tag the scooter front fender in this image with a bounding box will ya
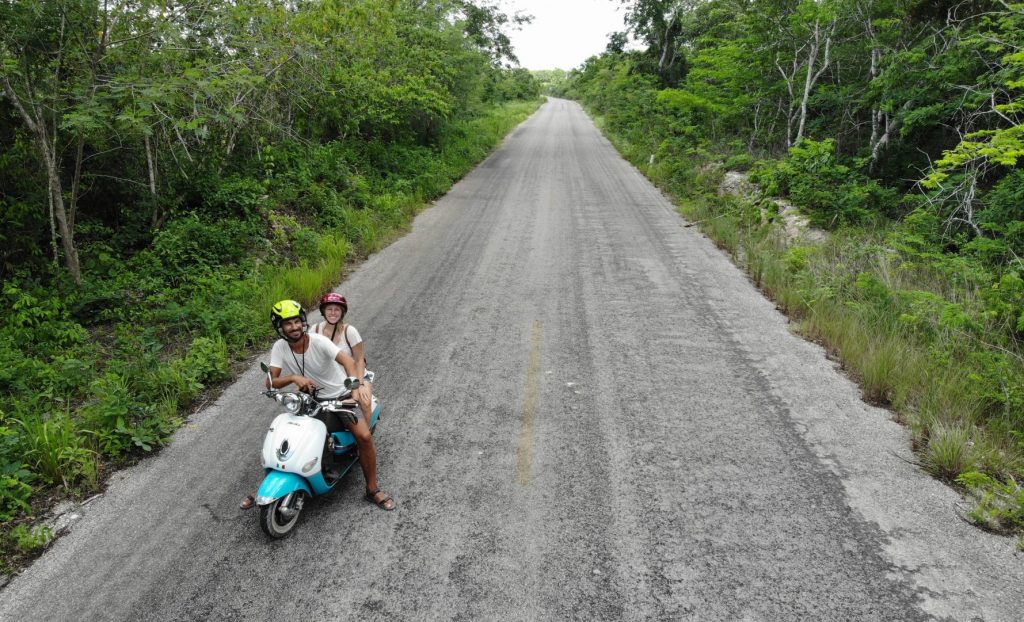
[255,470,312,506]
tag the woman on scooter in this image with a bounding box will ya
[312,293,374,426]
[239,299,393,512]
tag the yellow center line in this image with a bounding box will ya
[515,320,544,486]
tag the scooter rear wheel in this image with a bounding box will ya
[259,494,303,538]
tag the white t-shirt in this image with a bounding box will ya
[269,333,347,398]
[311,322,362,360]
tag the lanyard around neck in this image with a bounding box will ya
[289,336,306,378]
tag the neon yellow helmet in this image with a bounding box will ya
[270,300,307,341]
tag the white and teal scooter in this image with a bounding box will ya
[254,363,380,538]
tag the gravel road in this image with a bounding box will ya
[2,98,1022,621]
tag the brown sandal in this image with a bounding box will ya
[365,489,396,511]
[239,494,255,510]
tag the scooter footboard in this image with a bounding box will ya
[255,470,312,506]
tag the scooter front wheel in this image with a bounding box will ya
[259,493,303,538]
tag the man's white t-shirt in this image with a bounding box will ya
[311,322,362,360]
[269,333,347,398]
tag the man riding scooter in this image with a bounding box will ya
[240,300,395,511]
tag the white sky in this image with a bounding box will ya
[503,0,627,71]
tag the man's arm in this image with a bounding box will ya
[334,351,370,401]
[267,366,316,393]
[334,350,358,377]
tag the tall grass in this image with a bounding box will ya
[16,413,99,490]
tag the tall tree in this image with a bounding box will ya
[620,0,694,83]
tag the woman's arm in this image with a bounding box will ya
[352,341,366,378]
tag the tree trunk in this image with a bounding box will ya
[2,77,82,284]
[69,134,85,233]
[39,117,81,284]
[869,101,911,171]
[776,55,799,148]
[868,46,881,148]
[145,133,161,229]
[658,14,677,73]
[794,20,834,146]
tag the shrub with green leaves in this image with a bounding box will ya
[752,140,900,228]
[16,413,98,490]
[142,216,258,284]
[8,524,53,554]
[957,471,1024,537]
[0,425,34,523]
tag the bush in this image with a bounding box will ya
[143,215,257,284]
[16,413,98,489]
[0,476,32,523]
[724,153,754,171]
[755,139,901,227]
[8,524,52,553]
[0,425,34,523]
[957,471,1024,536]
[203,176,267,220]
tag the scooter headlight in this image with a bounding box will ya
[277,392,302,413]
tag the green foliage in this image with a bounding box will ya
[925,425,976,479]
[8,524,52,553]
[488,68,541,102]
[723,153,754,171]
[974,171,1024,262]
[0,476,32,523]
[15,413,98,490]
[0,425,34,523]
[202,177,267,221]
[755,140,900,227]
[144,216,258,284]
[532,69,568,96]
[957,472,1024,535]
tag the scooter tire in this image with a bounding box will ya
[259,496,302,538]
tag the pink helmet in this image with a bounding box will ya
[318,292,348,317]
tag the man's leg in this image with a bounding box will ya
[346,416,395,510]
[347,416,377,489]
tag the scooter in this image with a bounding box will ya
[253,362,380,538]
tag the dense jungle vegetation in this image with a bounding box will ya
[0,0,540,570]
[560,0,1024,542]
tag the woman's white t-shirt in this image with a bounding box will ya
[312,321,362,359]
[269,333,346,398]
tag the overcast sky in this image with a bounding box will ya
[503,0,627,71]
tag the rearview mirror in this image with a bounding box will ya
[260,362,272,389]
